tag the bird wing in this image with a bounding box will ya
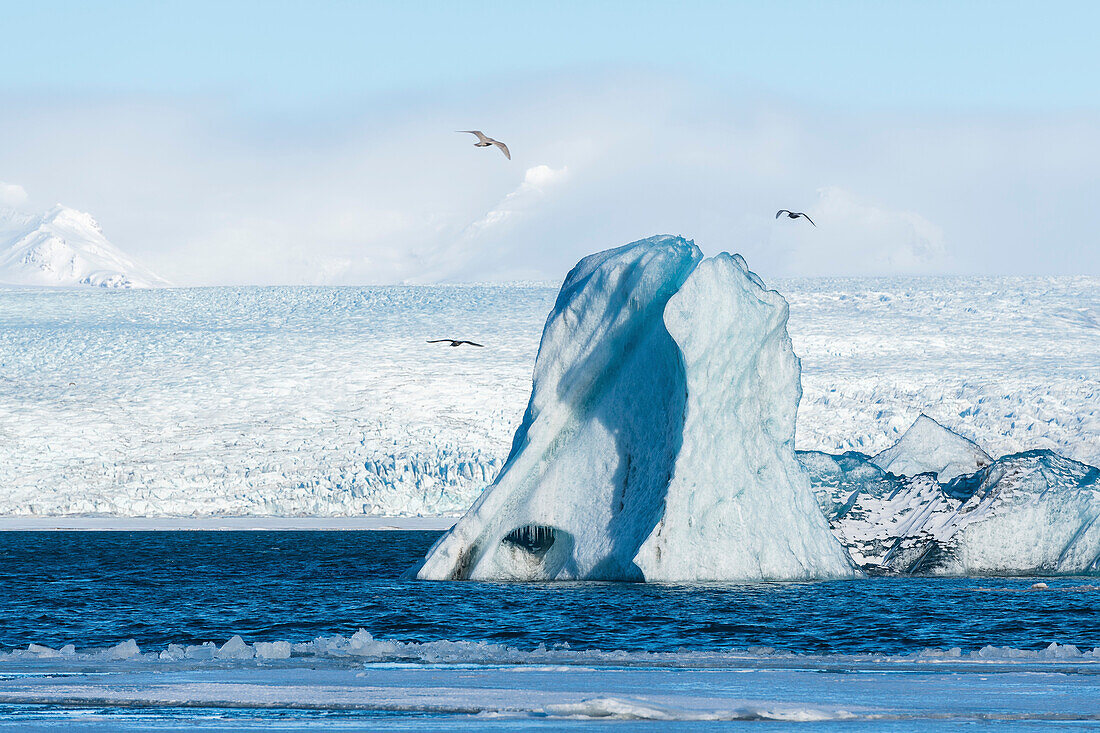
[492,140,511,159]
[458,341,485,347]
[801,214,816,227]
[776,210,790,218]
[458,130,489,143]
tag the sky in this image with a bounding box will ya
[1,0,1097,284]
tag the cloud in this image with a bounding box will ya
[465,165,569,238]
[0,74,1096,284]
[777,186,949,276]
[0,182,28,209]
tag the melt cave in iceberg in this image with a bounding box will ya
[413,235,855,582]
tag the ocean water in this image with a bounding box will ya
[2,530,1098,655]
[2,531,1099,730]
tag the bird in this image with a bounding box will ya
[427,339,485,348]
[776,210,816,226]
[457,130,510,160]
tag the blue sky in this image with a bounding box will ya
[4,1,1097,111]
[1,1,1097,283]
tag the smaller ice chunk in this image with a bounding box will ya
[102,639,141,659]
[217,635,255,660]
[160,644,186,661]
[871,414,992,482]
[254,641,292,659]
[185,642,218,660]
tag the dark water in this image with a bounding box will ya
[1,531,1096,655]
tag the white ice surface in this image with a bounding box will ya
[0,205,168,288]
[0,274,1095,519]
[635,253,853,581]
[0,633,1098,728]
[871,413,993,481]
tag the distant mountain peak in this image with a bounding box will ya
[0,203,169,288]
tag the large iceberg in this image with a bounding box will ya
[413,236,854,582]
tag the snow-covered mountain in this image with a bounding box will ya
[0,205,169,288]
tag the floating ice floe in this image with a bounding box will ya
[414,236,854,582]
[803,419,1100,575]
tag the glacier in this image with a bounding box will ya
[0,268,1094,522]
[415,237,854,581]
[0,204,168,288]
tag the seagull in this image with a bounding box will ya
[427,339,485,348]
[776,210,816,227]
[457,131,511,160]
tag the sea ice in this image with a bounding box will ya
[1,632,1098,729]
[416,237,852,581]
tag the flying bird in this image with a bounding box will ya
[776,210,816,227]
[428,339,485,348]
[457,130,511,160]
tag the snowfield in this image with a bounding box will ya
[0,275,1095,518]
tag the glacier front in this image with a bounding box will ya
[414,236,854,582]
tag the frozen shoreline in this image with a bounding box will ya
[0,515,456,531]
[1,636,1097,728]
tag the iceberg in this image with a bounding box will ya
[413,236,854,581]
[803,441,1100,575]
[871,414,992,482]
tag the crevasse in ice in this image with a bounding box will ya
[414,236,855,581]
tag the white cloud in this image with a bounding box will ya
[777,186,950,276]
[465,165,568,237]
[0,182,28,209]
[0,75,1096,284]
